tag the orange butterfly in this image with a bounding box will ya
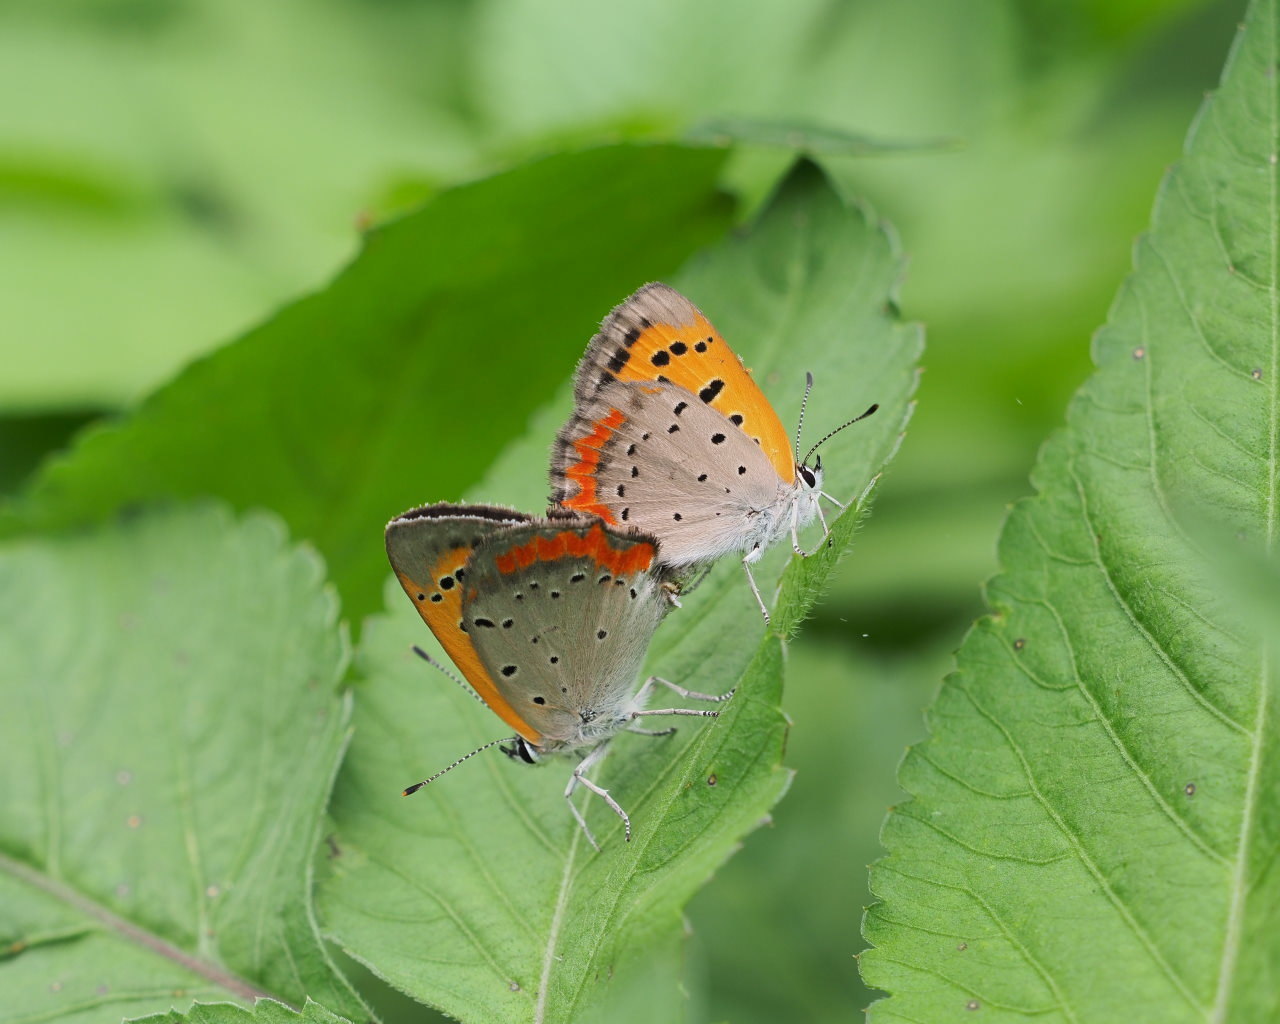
[551,283,875,622]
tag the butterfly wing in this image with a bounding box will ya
[385,503,543,742]
[460,519,672,749]
[551,380,784,566]
[566,283,795,482]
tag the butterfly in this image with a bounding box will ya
[385,503,732,847]
[550,282,876,622]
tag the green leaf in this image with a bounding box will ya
[4,144,735,628]
[862,3,1280,1020]
[0,505,364,1023]
[131,997,352,1024]
[688,636,951,1022]
[319,160,922,1023]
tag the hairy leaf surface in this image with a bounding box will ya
[0,507,363,1023]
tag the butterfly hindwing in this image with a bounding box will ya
[385,503,543,742]
[551,380,782,566]
[570,282,795,482]
[461,519,672,749]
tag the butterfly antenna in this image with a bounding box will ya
[794,371,815,464]
[801,403,880,467]
[403,737,512,795]
[413,645,488,707]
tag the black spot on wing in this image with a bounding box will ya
[699,379,724,403]
[651,350,671,367]
[670,341,687,355]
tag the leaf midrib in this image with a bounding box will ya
[0,849,277,1007]
[1210,2,1279,1016]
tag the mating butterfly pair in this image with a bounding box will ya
[387,284,875,846]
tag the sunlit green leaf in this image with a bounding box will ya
[863,3,1280,1019]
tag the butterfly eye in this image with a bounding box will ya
[798,464,818,488]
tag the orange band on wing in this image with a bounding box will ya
[494,522,655,578]
[560,407,626,522]
[394,547,542,743]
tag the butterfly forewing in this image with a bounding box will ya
[385,503,544,742]
[569,282,795,481]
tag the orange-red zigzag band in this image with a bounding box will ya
[561,408,626,523]
[493,522,654,578]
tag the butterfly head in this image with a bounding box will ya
[796,455,823,493]
[500,735,542,765]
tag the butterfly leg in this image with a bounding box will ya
[817,490,848,512]
[742,550,771,624]
[565,741,629,847]
[814,499,831,541]
[632,707,721,720]
[627,725,678,736]
[790,503,810,558]
[636,675,736,704]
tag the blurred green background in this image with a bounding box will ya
[0,0,1243,1020]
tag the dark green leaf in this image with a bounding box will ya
[5,145,735,627]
